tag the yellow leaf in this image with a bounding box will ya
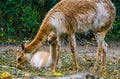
[54,72,62,76]
[86,42,92,45]
[102,71,108,76]
[91,37,95,41]
[1,71,12,79]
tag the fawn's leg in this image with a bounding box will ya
[69,33,79,69]
[51,45,60,72]
[51,34,64,72]
[93,31,107,72]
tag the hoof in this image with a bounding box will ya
[93,67,97,73]
[74,65,79,69]
[101,66,105,70]
[49,67,56,72]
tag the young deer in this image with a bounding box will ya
[16,0,115,72]
[30,32,61,70]
[16,32,61,71]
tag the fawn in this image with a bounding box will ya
[16,32,61,71]
[30,32,61,71]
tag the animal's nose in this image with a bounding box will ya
[16,64,23,69]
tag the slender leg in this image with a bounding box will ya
[69,33,79,69]
[93,31,107,72]
[51,45,60,72]
[51,34,64,72]
[57,33,65,51]
[101,41,107,69]
[93,43,102,72]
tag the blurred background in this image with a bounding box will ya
[0,0,120,45]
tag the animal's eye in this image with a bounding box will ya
[53,37,55,39]
[18,57,21,61]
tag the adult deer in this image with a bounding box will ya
[16,0,115,72]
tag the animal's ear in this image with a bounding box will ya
[21,44,25,52]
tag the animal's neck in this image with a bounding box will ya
[25,22,53,54]
[50,44,57,62]
[25,53,34,62]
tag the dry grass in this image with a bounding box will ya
[0,45,120,79]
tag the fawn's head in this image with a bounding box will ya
[16,42,30,69]
[48,32,57,45]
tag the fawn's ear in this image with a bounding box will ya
[21,44,26,52]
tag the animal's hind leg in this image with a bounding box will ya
[93,31,107,72]
[69,33,79,69]
[101,41,107,70]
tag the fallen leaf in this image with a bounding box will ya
[54,72,62,76]
[1,71,12,79]
[102,71,108,76]
[24,73,31,77]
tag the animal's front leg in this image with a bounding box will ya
[50,34,63,72]
[52,33,65,71]
[51,45,60,72]
[69,33,79,69]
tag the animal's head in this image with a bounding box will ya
[16,44,28,69]
[48,32,57,45]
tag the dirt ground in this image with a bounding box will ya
[0,40,120,58]
[0,40,120,79]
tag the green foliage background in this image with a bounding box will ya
[0,0,120,43]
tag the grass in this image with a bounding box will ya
[0,49,120,79]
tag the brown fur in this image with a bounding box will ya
[16,0,116,72]
[16,32,61,70]
[30,32,61,71]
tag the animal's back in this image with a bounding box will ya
[45,0,115,33]
[30,51,62,68]
[30,51,50,68]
